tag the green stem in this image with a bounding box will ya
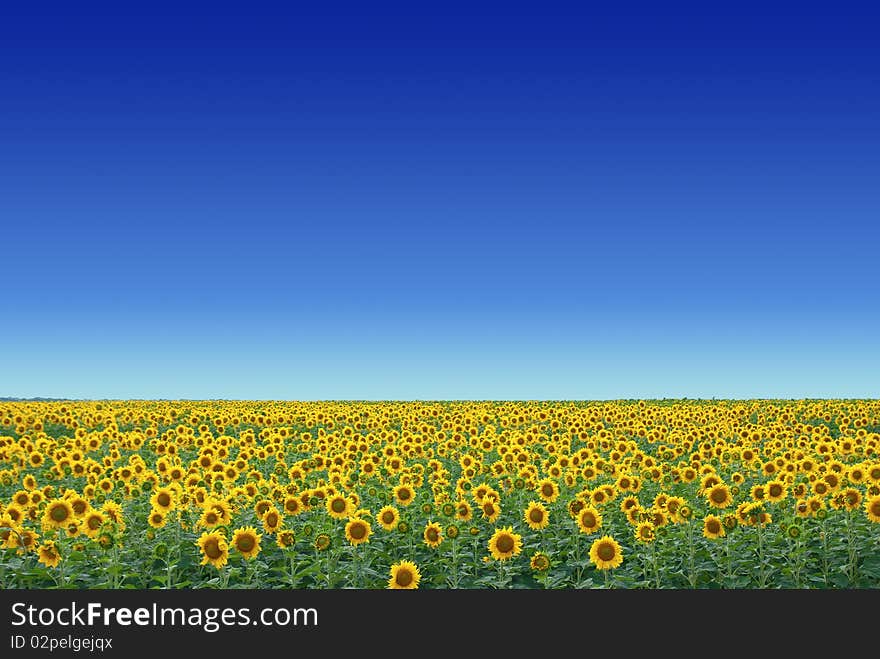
[686,522,696,587]
[820,519,829,588]
[846,510,858,586]
[725,533,733,587]
[756,521,767,588]
[651,538,661,588]
[451,538,458,588]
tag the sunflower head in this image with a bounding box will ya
[269,527,292,549]
[530,551,551,572]
[344,518,372,546]
[377,505,400,531]
[488,527,523,561]
[589,535,623,570]
[576,506,603,535]
[388,560,421,589]
[702,514,725,540]
[197,530,229,569]
[314,533,332,552]
[37,540,61,568]
[232,526,262,559]
[43,499,74,529]
[524,501,549,530]
[423,521,443,548]
[634,522,656,544]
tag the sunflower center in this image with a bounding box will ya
[382,512,394,524]
[237,536,255,552]
[529,509,544,523]
[205,539,222,559]
[582,512,596,527]
[157,493,171,508]
[496,534,514,553]
[396,569,413,586]
[331,499,347,513]
[707,520,721,534]
[350,523,366,540]
[598,543,615,561]
[88,516,101,530]
[398,489,411,501]
[871,502,880,516]
[50,505,69,522]
[541,484,553,497]
[769,485,782,497]
[711,489,727,504]
[266,512,278,527]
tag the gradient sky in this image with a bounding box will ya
[2,3,878,400]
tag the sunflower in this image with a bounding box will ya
[197,531,229,569]
[276,529,296,549]
[11,529,39,554]
[423,521,443,548]
[344,518,372,546]
[283,496,302,516]
[702,514,725,540]
[524,501,549,530]
[480,499,501,523]
[388,560,421,589]
[198,507,222,529]
[377,505,400,531]
[619,495,640,514]
[576,506,603,535]
[841,488,862,511]
[100,501,125,531]
[232,526,262,559]
[392,484,415,506]
[42,499,74,530]
[536,478,560,503]
[262,506,283,534]
[326,494,352,520]
[81,510,105,539]
[150,487,175,513]
[634,522,656,544]
[37,540,61,568]
[567,498,586,519]
[314,533,332,552]
[589,535,623,570]
[530,551,551,572]
[865,495,880,523]
[455,500,473,522]
[0,515,18,549]
[488,527,522,561]
[706,484,733,509]
[765,480,787,503]
[69,495,89,518]
[147,510,167,529]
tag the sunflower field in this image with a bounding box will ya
[2,400,880,589]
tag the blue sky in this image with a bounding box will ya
[2,3,878,400]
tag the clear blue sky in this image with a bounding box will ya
[2,2,878,400]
